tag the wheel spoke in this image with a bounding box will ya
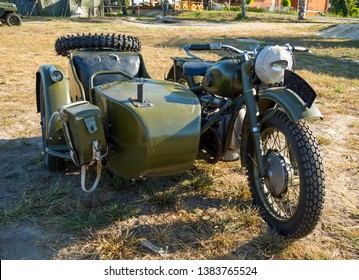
[259,127,301,220]
[248,111,325,237]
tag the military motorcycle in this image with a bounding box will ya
[166,43,325,238]
[37,34,325,238]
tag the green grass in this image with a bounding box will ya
[64,202,137,232]
[0,182,71,224]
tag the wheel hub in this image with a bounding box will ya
[265,151,293,196]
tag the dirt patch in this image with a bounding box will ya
[319,24,359,40]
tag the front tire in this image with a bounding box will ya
[5,13,22,26]
[247,110,325,238]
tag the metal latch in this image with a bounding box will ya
[84,116,98,134]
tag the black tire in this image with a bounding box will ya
[5,13,22,26]
[55,33,141,56]
[40,82,65,172]
[247,110,325,238]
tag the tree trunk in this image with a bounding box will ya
[122,0,127,15]
[298,0,307,20]
[131,0,135,14]
[242,0,247,18]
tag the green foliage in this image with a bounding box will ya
[248,6,264,13]
[281,0,291,8]
[65,203,137,232]
[350,7,359,16]
[224,6,242,12]
[331,0,357,17]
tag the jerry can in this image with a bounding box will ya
[59,101,106,166]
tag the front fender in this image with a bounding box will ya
[36,64,71,144]
[258,87,322,122]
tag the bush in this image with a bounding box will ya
[350,7,359,16]
[331,0,356,17]
[224,6,242,12]
[249,7,264,13]
[281,0,291,7]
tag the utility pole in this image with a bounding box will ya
[298,0,307,20]
[242,0,247,18]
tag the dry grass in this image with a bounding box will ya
[0,15,358,260]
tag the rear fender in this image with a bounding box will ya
[36,64,71,144]
[258,87,322,122]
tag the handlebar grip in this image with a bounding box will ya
[292,46,309,52]
[284,44,312,54]
[188,44,211,51]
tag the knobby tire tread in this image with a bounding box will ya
[55,33,141,56]
[247,110,325,238]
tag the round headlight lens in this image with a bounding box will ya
[50,70,64,83]
[255,45,293,85]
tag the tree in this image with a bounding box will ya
[242,0,253,18]
[121,0,127,16]
[331,0,356,17]
[282,0,291,8]
[161,0,169,16]
[131,0,135,14]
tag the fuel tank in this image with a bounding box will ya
[202,58,243,98]
[94,79,201,178]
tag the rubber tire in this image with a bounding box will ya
[40,82,65,172]
[5,13,22,26]
[55,33,141,56]
[247,110,325,238]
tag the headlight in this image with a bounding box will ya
[50,70,64,83]
[255,45,293,85]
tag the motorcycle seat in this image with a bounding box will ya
[183,61,215,76]
[72,51,150,101]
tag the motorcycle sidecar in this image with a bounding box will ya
[36,40,201,181]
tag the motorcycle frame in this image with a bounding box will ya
[198,54,266,175]
[172,52,322,176]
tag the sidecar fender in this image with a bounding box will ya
[258,87,322,122]
[36,64,71,145]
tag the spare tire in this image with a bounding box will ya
[55,33,141,56]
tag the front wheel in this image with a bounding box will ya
[5,13,22,26]
[247,110,325,238]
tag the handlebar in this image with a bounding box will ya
[183,43,245,58]
[283,44,313,54]
[185,44,223,51]
[183,43,312,57]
